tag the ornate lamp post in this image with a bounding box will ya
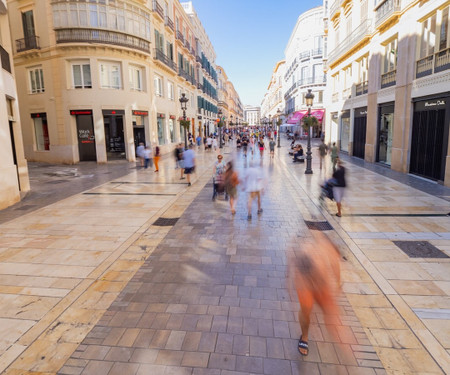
[276,108,282,148]
[218,109,223,149]
[179,93,189,148]
[305,89,315,174]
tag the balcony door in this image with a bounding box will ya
[22,10,36,49]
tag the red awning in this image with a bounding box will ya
[310,109,325,122]
[287,110,308,124]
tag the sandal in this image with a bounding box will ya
[336,213,341,217]
[298,336,309,356]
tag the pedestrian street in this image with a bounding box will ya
[0,139,449,374]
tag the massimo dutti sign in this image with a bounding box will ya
[354,107,367,118]
[415,98,448,111]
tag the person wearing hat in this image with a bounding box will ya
[212,154,226,200]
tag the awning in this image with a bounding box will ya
[310,109,325,122]
[287,110,307,124]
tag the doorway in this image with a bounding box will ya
[103,110,125,160]
[353,107,367,159]
[75,112,96,161]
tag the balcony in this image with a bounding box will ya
[298,75,326,87]
[185,41,191,51]
[197,82,203,91]
[16,35,40,53]
[154,48,177,71]
[176,31,184,44]
[196,55,202,64]
[342,87,351,99]
[355,80,368,96]
[299,50,310,60]
[381,69,396,88]
[375,0,401,29]
[165,16,174,31]
[327,19,372,67]
[416,48,450,78]
[152,0,164,20]
[312,48,323,57]
[0,44,11,73]
[55,28,150,53]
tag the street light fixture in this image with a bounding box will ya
[276,108,282,148]
[179,93,189,148]
[218,109,223,149]
[305,89,315,174]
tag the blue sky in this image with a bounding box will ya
[187,0,322,107]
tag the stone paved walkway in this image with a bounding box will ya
[58,149,386,375]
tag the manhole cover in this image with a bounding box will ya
[152,217,179,226]
[393,241,449,258]
[304,220,333,231]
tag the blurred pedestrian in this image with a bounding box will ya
[143,145,153,169]
[212,136,218,151]
[136,142,145,167]
[245,161,265,220]
[258,138,265,157]
[175,143,185,179]
[183,144,195,186]
[332,158,346,217]
[269,138,276,158]
[212,154,227,200]
[196,135,202,149]
[318,139,328,170]
[154,144,160,172]
[330,142,338,172]
[288,232,341,356]
[224,161,239,214]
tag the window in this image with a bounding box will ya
[358,55,368,83]
[155,29,164,52]
[344,65,352,88]
[420,15,436,58]
[439,7,449,51]
[154,75,163,96]
[99,62,121,89]
[383,39,397,73]
[28,66,45,93]
[317,91,323,103]
[72,62,92,88]
[166,42,173,60]
[360,0,368,22]
[313,64,323,82]
[129,65,143,91]
[168,81,174,100]
[32,114,49,151]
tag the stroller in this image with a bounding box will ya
[212,175,228,201]
[319,178,336,201]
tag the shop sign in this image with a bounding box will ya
[102,109,125,116]
[31,113,46,118]
[354,107,367,118]
[415,99,447,111]
[70,110,92,116]
[132,110,148,116]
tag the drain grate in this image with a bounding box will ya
[393,241,449,259]
[152,217,179,226]
[304,220,333,231]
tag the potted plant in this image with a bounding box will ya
[302,115,319,133]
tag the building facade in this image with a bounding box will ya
[0,0,30,209]
[260,60,285,122]
[244,105,261,126]
[8,0,234,164]
[324,0,450,185]
[283,6,326,129]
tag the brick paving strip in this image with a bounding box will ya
[58,153,387,375]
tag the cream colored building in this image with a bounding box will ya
[226,80,243,126]
[0,0,30,209]
[7,0,230,164]
[244,105,261,126]
[324,0,450,185]
[261,60,285,121]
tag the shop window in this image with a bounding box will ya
[129,65,143,91]
[99,61,121,89]
[157,116,165,144]
[72,62,92,89]
[33,114,49,151]
[28,66,45,93]
[169,119,175,142]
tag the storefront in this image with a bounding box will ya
[353,107,367,159]
[377,102,394,166]
[70,109,96,161]
[132,110,148,148]
[340,110,350,152]
[103,109,125,159]
[410,95,449,181]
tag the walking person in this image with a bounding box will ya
[196,135,202,149]
[212,154,227,200]
[332,158,346,217]
[318,139,328,170]
[175,144,185,179]
[330,142,339,172]
[183,144,195,186]
[245,161,265,220]
[212,136,218,151]
[258,137,265,158]
[269,138,276,159]
[206,135,213,151]
[136,142,145,167]
[224,161,239,214]
[153,144,160,172]
[287,232,341,356]
[143,145,153,169]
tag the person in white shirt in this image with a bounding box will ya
[244,161,266,220]
[206,136,213,151]
[212,137,218,150]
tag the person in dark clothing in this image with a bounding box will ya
[332,158,346,217]
[293,145,304,162]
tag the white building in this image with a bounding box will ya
[283,6,326,131]
[244,105,260,126]
[261,60,285,123]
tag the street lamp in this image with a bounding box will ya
[218,109,223,149]
[179,93,189,148]
[276,108,282,148]
[305,89,315,174]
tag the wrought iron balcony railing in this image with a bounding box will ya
[16,35,40,53]
[176,31,184,44]
[299,50,310,60]
[381,69,396,88]
[355,80,368,96]
[185,41,190,51]
[0,44,11,73]
[416,48,450,78]
[375,0,401,28]
[154,48,177,71]
[165,16,174,31]
[152,0,164,20]
[55,28,150,53]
